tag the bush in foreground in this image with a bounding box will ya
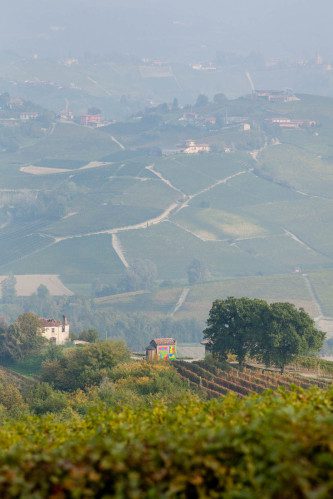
[0,388,332,497]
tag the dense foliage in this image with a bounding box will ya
[0,359,192,417]
[204,297,325,371]
[0,388,332,497]
[0,313,45,362]
[41,341,131,391]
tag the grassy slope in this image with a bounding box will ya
[0,235,125,290]
[0,94,333,316]
[95,274,317,323]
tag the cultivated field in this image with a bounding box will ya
[174,361,330,398]
[0,275,73,297]
[1,94,333,320]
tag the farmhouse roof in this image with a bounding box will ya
[40,317,68,328]
[41,318,62,327]
[151,338,176,346]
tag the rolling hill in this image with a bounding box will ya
[1,93,333,328]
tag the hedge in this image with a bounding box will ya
[0,388,332,497]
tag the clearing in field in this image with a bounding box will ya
[0,274,73,296]
[20,166,70,175]
[198,209,266,239]
[20,161,111,175]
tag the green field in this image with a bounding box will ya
[0,235,125,291]
[154,152,248,194]
[95,274,318,324]
[258,143,333,198]
[308,270,333,317]
[177,274,317,322]
[1,92,333,319]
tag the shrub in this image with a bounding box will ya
[41,341,131,391]
[0,388,332,496]
[23,383,68,415]
[0,381,27,412]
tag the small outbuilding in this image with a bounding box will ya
[201,338,212,355]
[146,338,177,361]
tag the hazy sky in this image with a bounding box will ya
[1,0,333,60]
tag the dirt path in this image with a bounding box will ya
[171,287,190,316]
[146,164,186,195]
[87,76,113,96]
[169,220,208,241]
[188,170,247,201]
[112,233,129,268]
[283,229,316,252]
[302,273,323,320]
[111,135,126,150]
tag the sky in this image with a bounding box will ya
[1,0,333,60]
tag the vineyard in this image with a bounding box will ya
[174,360,330,398]
[0,388,333,497]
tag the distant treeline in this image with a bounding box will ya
[0,284,202,351]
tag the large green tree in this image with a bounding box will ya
[260,302,325,373]
[204,297,270,368]
[204,298,325,372]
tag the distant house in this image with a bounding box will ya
[41,316,69,345]
[146,338,177,361]
[197,116,217,126]
[80,114,103,127]
[191,63,217,71]
[255,90,299,103]
[20,112,39,121]
[182,140,210,154]
[179,112,198,122]
[59,107,74,122]
[267,118,317,129]
[0,118,19,127]
[226,116,249,125]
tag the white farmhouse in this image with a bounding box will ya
[41,316,70,345]
[182,140,211,154]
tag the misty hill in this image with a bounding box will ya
[0,92,333,333]
[1,1,333,61]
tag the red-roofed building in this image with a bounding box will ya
[80,114,103,127]
[41,315,70,345]
[146,338,177,361]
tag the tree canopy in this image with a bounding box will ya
[204,297,325,372]
[41,340,131,391]
[0,313,45,362]
[187,259,209,285]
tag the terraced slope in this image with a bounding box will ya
[174,361,330,398]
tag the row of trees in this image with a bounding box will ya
[204,297,325,372]
[94,258,210,298]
